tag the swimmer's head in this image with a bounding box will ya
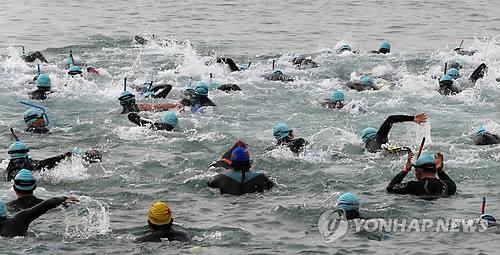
[361,127,377,143]
[439,74,453,86]
[231,146,251,170]
[68,65,82,76]
[161,112,178,127]
[330,89,345,103]
[8,141,29,159]
[379,40,391,53]
[475,127,487,136]
[118,91,136,106]
[446,68,460,79]
[413,152,437,179]
[36,74,51,88]
[337,192,360,212]
[13,169,36,192]
[480,213,497,226]
[148,201,172,226]
[360,74,374,87]
[273,123,293,141]
[195,82,209,96]
[24,108,46,128]
[339,44,352,53]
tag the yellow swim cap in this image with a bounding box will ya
[148,201,172,225]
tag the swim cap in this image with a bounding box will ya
[195,82,209,96]
[446,68,460,79]
[339,44,351,52]
[148,201,172,225]
[475,127,487,136]
[379,40,391,50]
[24,107,45,126]
[273,123,292,140]
[161,112,178,126]
[68,65,82,75]
[439,74,453,82]
[337,192,360,211]
[361,127,377,143]
[14,169,36,191]
[231,147,250,162]
[330,90,345,103]
[360,75,374,87]
[0,199,5,218]
[8,141,29,159]
[480,213,497,224]
[414,153,436,167]
[118,91,136,106]
[36,74,51,88]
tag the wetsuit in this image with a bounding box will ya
[365,115,415,153]
[179,95,216,107]
[217,84,242,92]
[121,104,140,114]
[0,196,67,237]
[469,63,487,85]
[7,196,44,212]
[474,132,500,145]
[26,127,49,134]
[136,221,192,243]
[139,84,173,99]
[209,141,247,169]
[346,81,377,92]
[135,35,147,45]
[292,56,318,69]
[386,170,456,196]
[208,170,274,196]
[4,153,72,181]
[29,88,51,100]
[438,80,461,95]
[455,48,476,56]
[216,57,240,72]
[371,48,390,54]
[320,100,344,109]
[267,138,308,155]
[263,71,294,82]
[22,52,48,63]
[346,210,361,220]
[127,113,175,131]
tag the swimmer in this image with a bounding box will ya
[7,169,43,212]
[337,44,358,54]
[20,47,48,63]
[346,74,379,92]
[178,81,216,112]
[216,57,251,72]
[263,60,294,82]
[0,195,79,237]
[268,123,308,155]
[337,192,361,220]
[137,80,173,99]
[370,40,391,54]
[68,65,83,77]
[386,151,456,196]
[22,102,50,134]
[127,111,178,131]
[208,140,248,169]
[438,74,460,95]
[217,83,242,92]
[291,55,318,69]
[473,127,499,145]
[320,89,345,109]
[454,40,476,56]
[207,146,274,195]
[136,201,192,243]
[118,79,180,114]
[361,113,428,153]
[29,74,51,100]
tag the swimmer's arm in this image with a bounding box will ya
[207,175,221,188]
[137,103,178,112]
[127,113,152,127]
[16,196,67,224]
[33,152,72,171]
[386,171,410,193]
[376,115,415,144]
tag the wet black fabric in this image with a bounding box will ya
[136,224,192,243]
[121,104,140,114]
[29,88,50,100]
[365,115,414,153]
[216,57,240,72]
[22,51,48,63]
[4,153,71,181]
[127,113,175,131]
[208,170,274,196]
[26,127,49,134]
[6,196,44,212]
[474,132,500,145]
[438,82,461,96]
[386,171,456,196]
[217,84,241,92]
[346,81,378,92]
[179,95,216,107]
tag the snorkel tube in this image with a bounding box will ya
[20,100,50,126]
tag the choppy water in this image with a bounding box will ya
[1,0,500,254]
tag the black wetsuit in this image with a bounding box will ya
[217,84,242,92]
[371,49,390,54]
[180,95,216,107]
[469,63,487,85]
[292,57,318,69]
[365,115,414,153]
[7,196,44,212]
[26,127,49,134]
[321,100,344,109]
[0,196,66,237]
[263,71,294,82]
[438,80,461,96]
[208,170,274,196]
[22,52,48,63]
[345,210,361,220]
[386,171,456,196]
[455,48,476,56]
[346,81,377,92]
[29,88,51,100]
[267,138,308,155]
[127,113,175,131]
[474,132,500,145]
[140,84,172,99]
[136,222,192,243]
[121,104,140,114]
[4,153,72,181]
[216,57,240,72]
[135,35,147,45]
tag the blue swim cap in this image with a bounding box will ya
[68,65,82,75]
[195,82,209,96]
[337,192,360,211]
[14,169,36,191]
[446,68,460,79]
[0,199,6,218]
[360,75,374,87]
[330,90,345,103]
[380,40,391,50]
[475,127,487,136]
[36,74,51,88]
[440,74,453,82]
[231,147,250,162]
[161,111,178,126]
[414,153,436,167]
[361,127,377,143]
[24,107,45,126]
[273,123,291,140]
[8,141,29,159]
[118,91,136,106]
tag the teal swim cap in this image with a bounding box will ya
[161,111,178,126]
[475,127,487,136]
[36,74,51,88]
[361,127,377,143]
[414,153,436,167]
[330,90,345,103]
[360,75,374,87]
[273,123,291,140]
[446,68,460,79]
[337,192,360,211]
[0,199,5,218]
[339,44,351,52]
[380,40,391,50]
[440,74,453,82]
[8,141,29,159]
[14,169,36,191]
[68,65,82,75]
[195,82,209,96]
[24,107,45,126]
[480,213,497,224]
[118,91,136,106]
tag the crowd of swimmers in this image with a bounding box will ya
[1,37,498,242]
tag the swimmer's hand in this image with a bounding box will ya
[403,151,414,173]
[414,113,428,124]
[435,152,444,172]
[128,112,141,123]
